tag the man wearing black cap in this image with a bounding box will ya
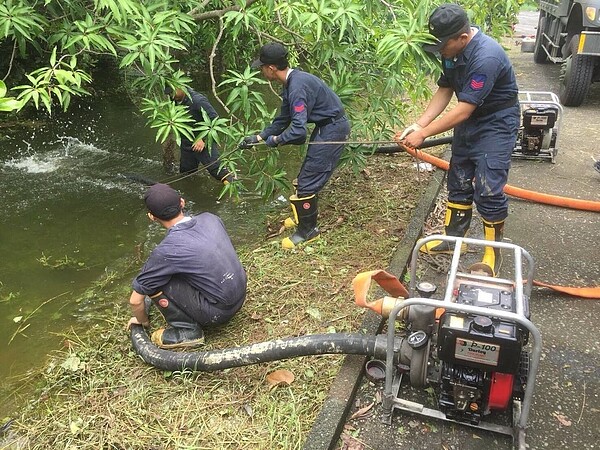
[396,3,519,277]
[239,42,351,249]
[127,183,247,348]
[165,86,235,185]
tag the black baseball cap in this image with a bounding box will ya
[423,3,470,53]
[251,42,289,69]
[144,183,182,220]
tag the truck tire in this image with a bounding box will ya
[559,35,594,106]
[533,14,548,63]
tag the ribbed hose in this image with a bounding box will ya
[130,325,386,372]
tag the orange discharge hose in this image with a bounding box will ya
[401,144,600,212]
[397,143,600,299]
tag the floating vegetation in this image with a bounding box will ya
[36,253,88,270]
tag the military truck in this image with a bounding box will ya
[533,0,600,106]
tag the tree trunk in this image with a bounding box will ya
[162,137,178,174]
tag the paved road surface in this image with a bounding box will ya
[342,11,600,450]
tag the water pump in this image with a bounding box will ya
[354,236,541,450]
[513,91,563,163]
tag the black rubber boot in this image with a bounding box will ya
[469,219,505,277]
[281,194,320,249]
[220,171,236,185]
[420,202,472,254]
[150,293,204,349]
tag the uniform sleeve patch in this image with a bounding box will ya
[293,101,306,113]
[470,74,486,90]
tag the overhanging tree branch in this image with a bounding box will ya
[2,41,18,82]
[209,17,233,116]
[189,0,261,21]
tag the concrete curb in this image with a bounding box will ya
[302,159,446,450]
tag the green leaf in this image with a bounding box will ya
[305,308,322,321]
[69,418,83,435]
[61,355,82,372]
[50,47,57,66]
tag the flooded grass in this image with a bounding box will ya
[1,151,439,450]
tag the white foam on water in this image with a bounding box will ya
[77,176,142,194]
[3,154,62,173]
[60,136,109,156]
[2,136,163,200]
[2,137,117,175]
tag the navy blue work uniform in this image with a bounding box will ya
[178,88,231,182]
[439,29,519,222]
[259,69,351,196]
[132,213,247,326]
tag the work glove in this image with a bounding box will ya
[398,123,423,140]
[238,135,260,149]
[265,135,280,147]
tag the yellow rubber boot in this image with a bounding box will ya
[284,194,300,230]
[150,293,205,349]
[420,202,472,254]
[283,180,299,229]
[283,214,297,229]
[151,327,205,349]
[469,219,505,277]
[220,172,236,185]
[282,194,320,249]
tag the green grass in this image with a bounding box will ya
[0,151,439,450]
[520,0,539,12]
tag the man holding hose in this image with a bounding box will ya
[396,3,519,276]
[165,85,235,185]
[239,42,350,249]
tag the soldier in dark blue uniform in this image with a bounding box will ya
[397,3,519,276]
[127,183,247,349]
[239,42,351,249]
[166,86,234,184]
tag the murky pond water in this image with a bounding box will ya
[0,90,290,416]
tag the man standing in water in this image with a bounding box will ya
[239,42,351,249]
[397,3,519,277]
[165,86,235,185]
[127,183,247,348]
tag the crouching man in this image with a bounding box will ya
[127,183,247,349]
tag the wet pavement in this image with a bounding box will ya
[332,11,600,450]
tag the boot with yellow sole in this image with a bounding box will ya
[282,194,320,249]
[420,202,472,254]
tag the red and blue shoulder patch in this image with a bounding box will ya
[293,101,306,113]
[470,74,486,90]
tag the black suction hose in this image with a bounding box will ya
[374,135,453,153]
[130,324,388,372]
